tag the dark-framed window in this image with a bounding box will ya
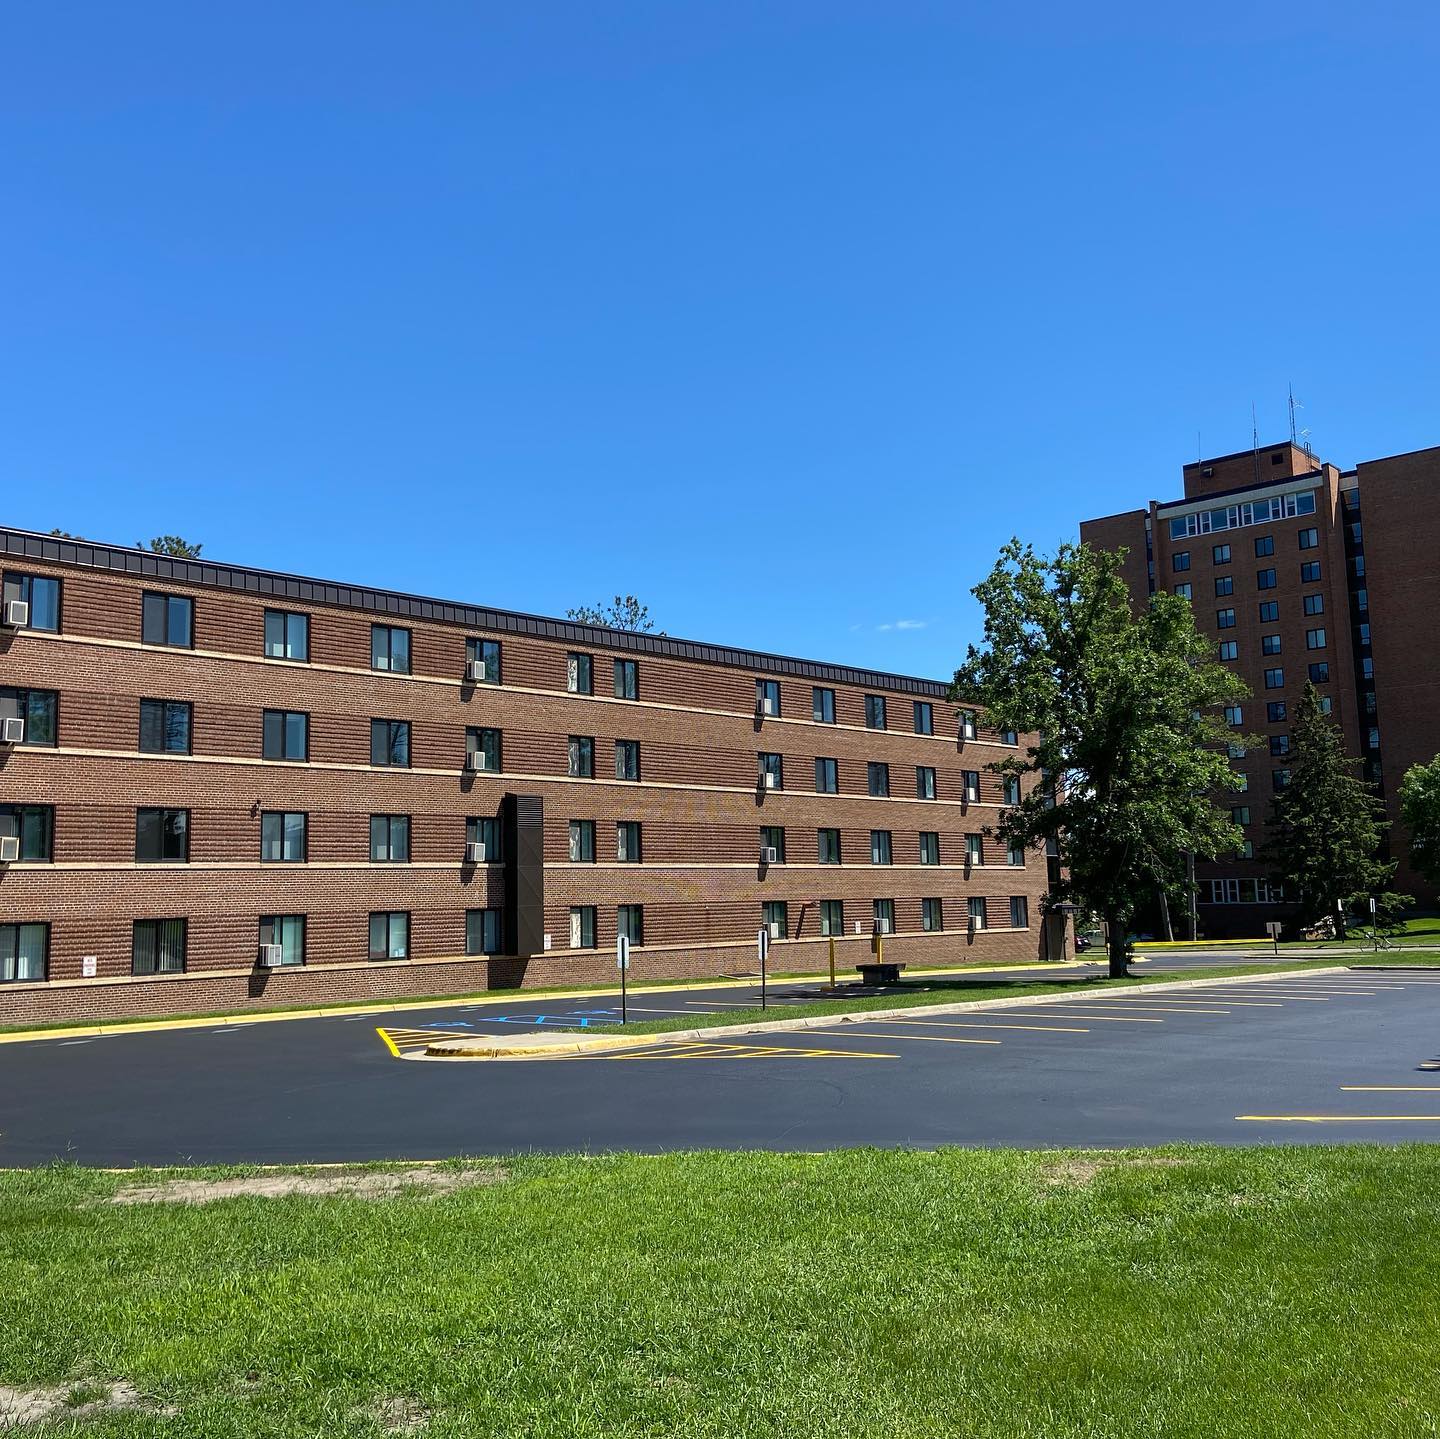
[817,828,841,864]
[820,899,844,937]
[1008,842,1025,867]
[1304,593,1324,616]
[0,687,58,746]
[959,709,978,741]
[1,922,48,982]
[259,914,306,967]
[467,637,501,685]
[1172,551,1190,572]
[371,624,411,674]
[962,770,981,803]
[1214,576,1233,597]
[756,679,780,716]
[569,906,596,949]
[467,726,502,772]
[968,896,987,929]
[873,899,895,934]
[1216,608,1235,629]
[815,757,838,794]
[567,653,593,695]
[1298,527,1319,550]
[864,694,887,730]
[1270,735,1290,757]
[1218,641,1238,661]
[142,591,193,648]
[1009,896,1029,929]
[1309,662,1331,684]
[760,825,784,863]
[1262,634,1281,655]
[618,821,643,863]
[466,908,501,955]
[140,698,192,754]
[1257,568,1277,590]
[812,687,835,724]
[1273,768,1291,791]
[1212,544,1231,565]
[569,736,594,778]
[914,701,934,735]
[1259,601,1279,622]
[618,905,644,944]
[919,831,939,866]
[922,898,944,932]
[1306,628,1327,650]
[1172,583,1191,600]
[1254,535,1274,558]
[870,830,892,865]
[263,709,309,762]
[615,740,641,781]
[0,804,53,862]
[759,752,783,789]
[1003,776,1020,805]
[264,609,309,662]
[368,911,410,960]
[467,816,502,863]
[132,918,186,975]
[568,819,595,862]
[261,811,307,862]
[867,761,889,797]
[136,807,189,863]
[967,833,984,866]
[1231,805,1250,825]
[1264,668,1284,690]
[371,718,410,768]
[369,813,410,863]
[1000,727,1018,745]
[916,766,936,800]
[762,901,788,940]
[1300,560,1322,583]
[2,572,61,632]
[614,659,638,701]
[1267,701,1287,722]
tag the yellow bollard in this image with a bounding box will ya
[828,934,836,988]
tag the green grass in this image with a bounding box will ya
[2,1149,1437,1436]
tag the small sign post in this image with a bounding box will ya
[1370,896,1378,952]
[1265,920,1282,955]
[617,934,630,1024]
[757,928,770,1010]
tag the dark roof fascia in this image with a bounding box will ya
[1157,468,1325,513]
[0,526,953,699]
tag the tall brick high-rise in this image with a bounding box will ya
[1082,441,1440,936]
[0,527,1061,1024]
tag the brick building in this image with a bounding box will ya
[1082,441,1440,937]
[0,527,1059,1024]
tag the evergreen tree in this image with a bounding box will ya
[139,536,203,558]
[566,596,663,633]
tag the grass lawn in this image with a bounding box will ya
[2,1148,1437,1437]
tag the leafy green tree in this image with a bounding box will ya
[1399,754,1440,895]
[952,540,1250,978]
[1264,684,1393,939]
[139,536,203,558]
[567,595,663,633]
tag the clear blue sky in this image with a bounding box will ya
[3,3,1437,679]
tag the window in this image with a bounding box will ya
[369,718,409,767]
[264,609,309,661]
[919,831,940,866]
[1227,741,1247,759]
[1214,576,1233,597]
[1360,656,1374,680]
[1257,567,1277,590]
[1172,551,1191,572]
[569,819,595,862]
[873,899,895,935]
[142,591,193,648]
[1368,726,1381,751]
[618,821,643,863]
[867,762,890,798]
[1300,561,1322,583]
[812,687,835,724]
[1270,736,1290,758]
[135,807,188,862]
[0,805,52,862]
[1303,593,1324,616]
[1216,608,1236,629]
[1262,634,1281,656]
[618,905,644,945]
[1239,840,1255,859]
[259,915,305,967]
[1273,769,1291,790]
[959,709,978,741]
[466,909,501,955]
[467,638,501,685]
[1000,728,1018,745]
[371,624,410,674]
[1355,587,1368,613]
[369,814,410,863]
[615,740,641,781]
[1212,544,1231,564]
[1008,842,1025,868]
[966,834,984,867]
[569,906,596,949]
[467,815,499,859]
[1223,704,1243,727]
[1168,492,1314,541]
[963,770,980,803]
[1357,623,1371,647]
[1003,776,1020,805]
[0,687,58,746]
[1349,519,1363,542]
[1,923,48,982]
[1254,536,1274,558]
[1173,583,1191,600]
[1363,690,1377,714]
[870,830,892,865]
[467,726,502,772]
[759,752,784,790]
[815,757,838,794]
[1306,628,1326,650]
[1267,701,1287,723]
[762,901,788,940]
[569,736,594,778]
[968,897,987,930]
[368,911,409,960]
[1310,662,1331,684]
[864,694,886,730]
[817,828,842,864]
[139,698,192,754]
[820,899,844,937]
[1264,668,1284,690]
[1258,601,1279,623]
[613,659,638,701]
[567,653,593,695]
[922,898,944,932]
[756,679,780,716]
[1299,527,1319,550]
[264,709,309,762]
[758,824,785,862]
[261,811,307,862]
[2,573,60,631]
[914,701,934,735]
[1218,641,1238,661]
[1009,896,1029,929]
[1233,772,1249,793]
[132,918,186,976]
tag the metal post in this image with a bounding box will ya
[1187,850,1198,941]
[617,933,629,1024]
[758,928,769,1011]
[828,934,836,988]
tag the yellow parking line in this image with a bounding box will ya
[809,1028,1001,1046]
[376,1028,402,1058]
[999,1010,1162,1023]
[1076,1003,1232,1015]
[1240,986,1379,995]
[1238,1115,1440,1123]
[1106,997,1283,1008]
[872,1017,1090,1034]
[1340,1086,1440,1092]
[1199,991,1329,1002]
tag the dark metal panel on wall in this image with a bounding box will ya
[503,792,545,958]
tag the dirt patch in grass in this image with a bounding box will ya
[0,1379,170,1427]
[371,1396,430,1434]
[109,1166,506,1206]
[1039,1153,1192,1188]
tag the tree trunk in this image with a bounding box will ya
[1106,910,1129,979]
[1158,884,1174,943]
[1334,905,1347,942]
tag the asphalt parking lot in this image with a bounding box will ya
[4,961,1438,1165]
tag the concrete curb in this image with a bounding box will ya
[415,965,1360,1060]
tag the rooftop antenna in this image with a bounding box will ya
[1251,401,1260,486]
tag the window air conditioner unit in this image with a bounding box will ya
[875,918,892,935]
[760,696,775,716]
[762,771,777,789]
[4,599,29,627]
[0,835,19,863]
[466,659,486,682]
[2,717,23,744]
[468,750,489,771]
[761,846,778,865]
[258,944,285,968]
[768,922,782,940]
[467,841,487,864]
